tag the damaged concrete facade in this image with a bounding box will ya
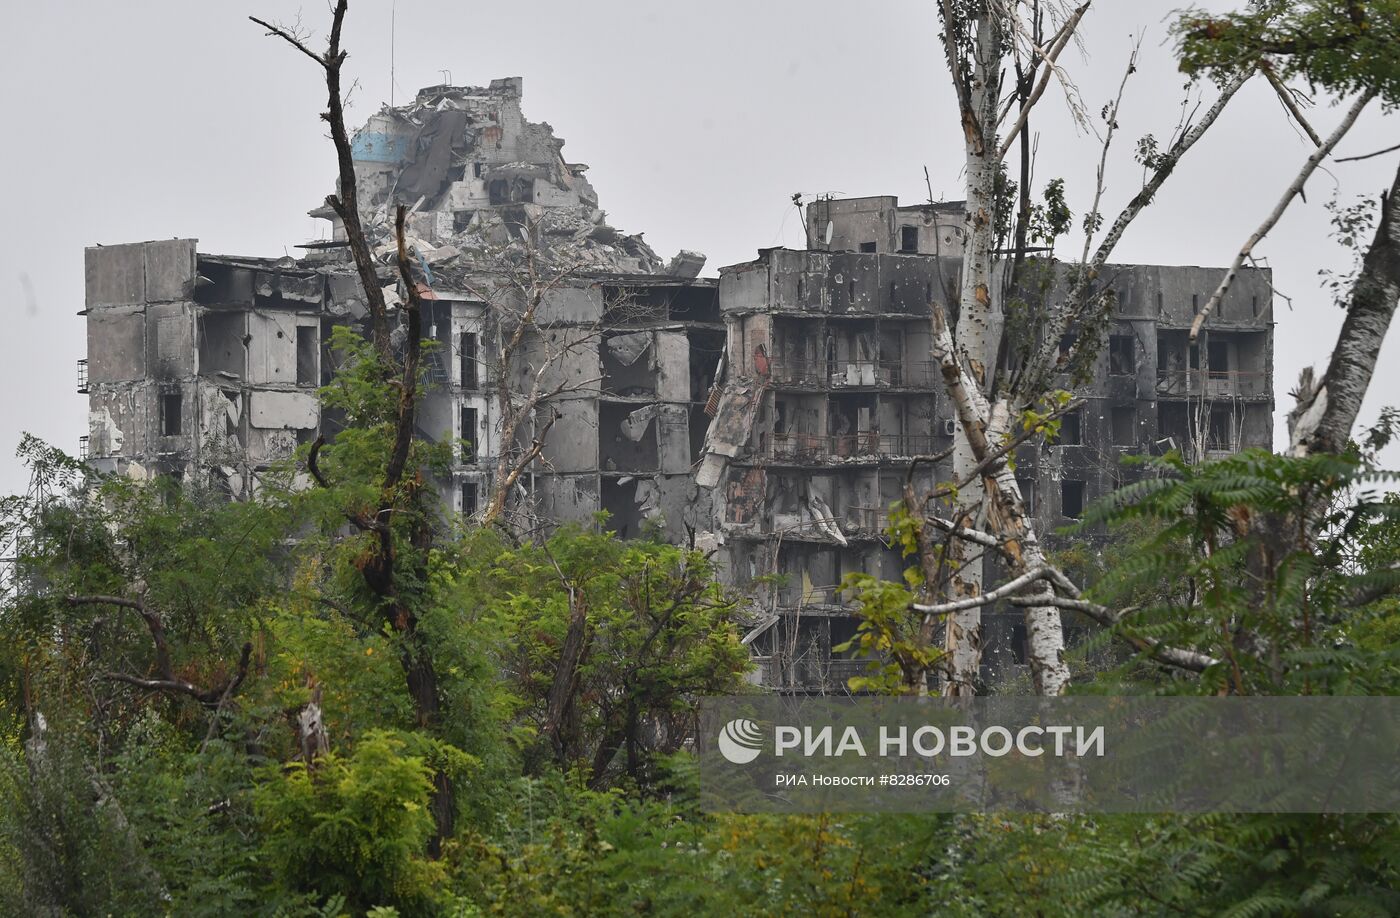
[81,87,1273,696]
[698,195,1274,693]
[82,79,716,537]
[82,241,324,495]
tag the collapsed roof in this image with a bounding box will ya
[311,77,705,280]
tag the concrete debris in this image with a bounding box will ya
[666,250,707,278]
[634,477,661,517]
[621,405,658,441]
[606,331,652,367]
[695,380,761,489]
[317,78,703,278]
[807,494,847,546]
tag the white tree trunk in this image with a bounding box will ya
[933,309,1071,695]
[943,13,1003,696]
[1291,159,1400,456]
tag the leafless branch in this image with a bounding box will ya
[1261,65,1321,147]
[924,515,1002,548]
[247,16,327,69]
[71,594,254,704]
[1336,141,1400,164]
[1018,68,1251,398]
[1008,594,1218,672]
[1191,89,1375,341]
[912,564,1063,616]
[1079,37,1142,269]
[998,1,1092,160]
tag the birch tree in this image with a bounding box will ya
[927,0,1252,695]
[910,0,1400,699]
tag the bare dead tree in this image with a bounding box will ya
[460,222,642,530]
[250,2,391,357]
[251,1,453,850]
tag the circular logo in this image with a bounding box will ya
[717,718,764,764]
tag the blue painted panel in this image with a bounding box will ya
[351,131,411,163]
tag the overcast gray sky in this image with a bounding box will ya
[2,1,1397,496]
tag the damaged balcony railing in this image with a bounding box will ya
[772,583,852,609]
[76,359,89,394]
[768,359,939,389]
[767,433,940,461]
[1155,368,1269,398]
[822,658,870,691]
[747,655,868,694]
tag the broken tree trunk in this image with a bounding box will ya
[542,580,590,762]
[297,682,330,769]
[1291,159,1400,457]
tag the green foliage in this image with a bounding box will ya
[0,726,168,916]
[459,769,947,916]
[443,525,748,780]
[1075,449,1400,694]
[1320,193,1380,308]
[1029,177,1074,246]
[1175,1,1400,104]
[835,572,938,694]
[937,812,1400,917]
[255,731,446,915]
[1018,388,1075,445]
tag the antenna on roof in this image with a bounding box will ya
[440,69,453,86]
[390,0,396,106]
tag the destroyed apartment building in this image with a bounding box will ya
[79,81,1275,694]
[80,78,717,538]
[703,195,1274,691]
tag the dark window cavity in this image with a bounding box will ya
[296,325,317,386]
[1061,480,1085,519]
[161,391,182,436]
[1108,335,1136,375]
[460,406,478,461]
[1111,405,1136,445]
[460,332,479,390]
[1060,411,1081,446]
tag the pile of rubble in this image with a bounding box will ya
[310,78,704,281]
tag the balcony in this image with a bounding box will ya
[769,359,938,389]
[773,583,851,609]
[749,654,869,695]
[1156,368,1269,398]
[76,359,89,394]
[767,432,940,463]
